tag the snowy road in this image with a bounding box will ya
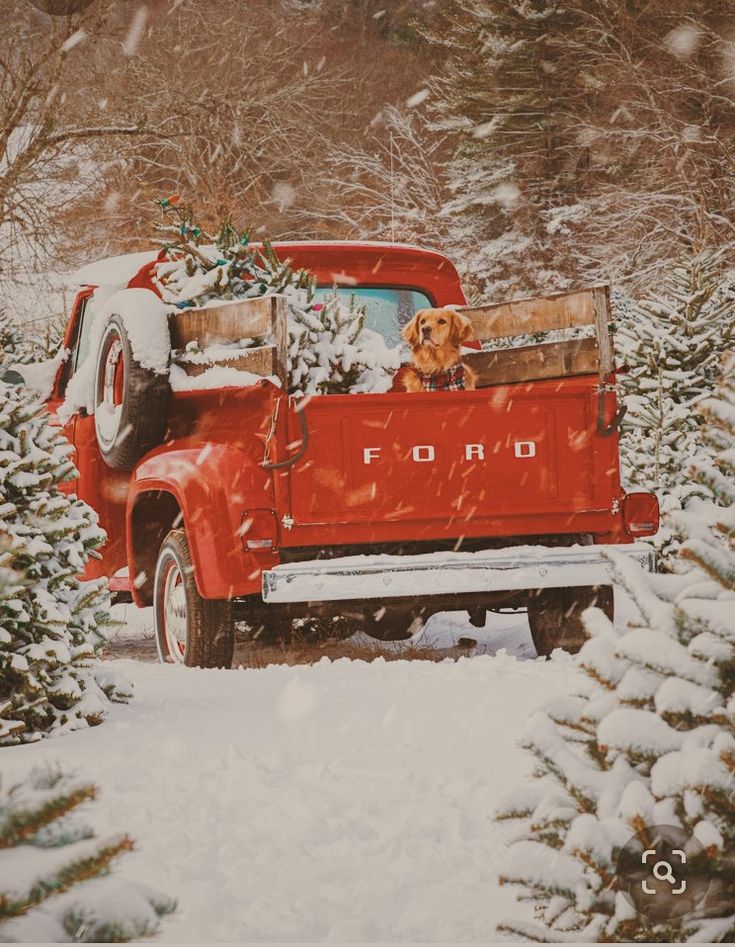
[2,650,578,942]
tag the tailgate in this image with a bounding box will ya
[283,376,616,533]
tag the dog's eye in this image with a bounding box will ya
[438,318,446,325]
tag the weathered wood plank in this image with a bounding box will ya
[592,285,614,377]
[270,296,289,391]
[459,287,604,340]
[174,345,276,378]
[169,296,277,348]
[464,337,600,387]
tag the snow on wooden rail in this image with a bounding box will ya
[168,295,288,387]
[459,285,614,387]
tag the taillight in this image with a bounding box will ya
[239,509,279,551]
[622,492,659,537]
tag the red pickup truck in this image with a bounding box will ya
[41,241,658,667]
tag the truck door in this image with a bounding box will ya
[48,291,129,577]
[46,290,94,492]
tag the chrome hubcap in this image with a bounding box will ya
[163,558,188,662]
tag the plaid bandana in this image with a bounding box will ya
[418,363,466,391]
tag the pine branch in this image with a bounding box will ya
[0,784,96,850]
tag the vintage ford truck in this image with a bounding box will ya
[41,241,658,667]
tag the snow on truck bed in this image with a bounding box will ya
[1,652,576,942]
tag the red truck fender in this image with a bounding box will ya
[127,443,277,605]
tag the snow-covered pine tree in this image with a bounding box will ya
[495,353,735,942]
[1,310,20,365]
[421,0,577,300]
[618,250,735,567]
[0,381,130,745]
[0,766,175,941]
[0,309,65,370]
[679,352,735,586]
[153,198,396,395]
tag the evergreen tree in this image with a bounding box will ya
[0,381,130,745]
[495,353,735,941]
[153,198,396,396]
[0,767,175,941]
[423,2,735,297]
[618,251,735,566]
[679,352,735,584]
[1,310,22,368]
[422,0,578,299]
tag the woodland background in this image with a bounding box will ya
[2,0,735,526]
[5,0,735,302]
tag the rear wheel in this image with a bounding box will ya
[527,585,614,657]
[153,529,234,668]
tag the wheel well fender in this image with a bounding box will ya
[127,445,275,604]
[129,490,183,606]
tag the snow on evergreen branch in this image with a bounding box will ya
[152,199,397,396]
[0,767,175,942]
[0,382,130,745]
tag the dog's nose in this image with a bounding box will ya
[421,326,431,337]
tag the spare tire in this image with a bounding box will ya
[93,313,171,471]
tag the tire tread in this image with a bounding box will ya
[154,529,234,669]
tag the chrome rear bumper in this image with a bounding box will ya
[262,543,654,604]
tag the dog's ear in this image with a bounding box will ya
[450,311,474,346]
[402,312,423,350]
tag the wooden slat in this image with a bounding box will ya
[271,296,288,391]
[169,296,278,348]
[459,287,603,341]
[464,337,600,388]
[174,345,276,378]
[592,285,614,377]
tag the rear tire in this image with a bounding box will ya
[154,529,234,668]
[527,585,614,657]
[94,313,170,471]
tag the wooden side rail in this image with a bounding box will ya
[458,285,614,386]
[464,337,600,388]
[168,295,288,388]
[164,286,615,393]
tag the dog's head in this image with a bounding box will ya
[402,308,474,352]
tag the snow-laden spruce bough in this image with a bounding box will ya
[0,381,130,745]
[496,355,735,942]
[616,250,735,569]
[0,768,175,942]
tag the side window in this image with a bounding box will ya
[74,298,95,371]
[57,296,91,397]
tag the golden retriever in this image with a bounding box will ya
[392,308,477,393]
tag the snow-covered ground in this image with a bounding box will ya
[3,597,643,941]
[2,650,576,941]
